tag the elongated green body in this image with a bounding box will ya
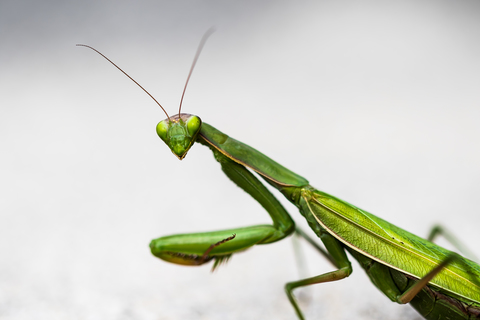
[150,115,480,320]
[78,39,480,319]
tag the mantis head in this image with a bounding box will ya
[77,29,214,161]
[156,113,202,160]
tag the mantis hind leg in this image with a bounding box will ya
[428,225,478,261]
[394,253,480,320]
[397,254,458,304]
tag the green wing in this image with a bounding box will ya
[303,189,480,303]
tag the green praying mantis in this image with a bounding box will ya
[77,32,480,320]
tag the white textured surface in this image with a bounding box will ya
[1,1,480,319]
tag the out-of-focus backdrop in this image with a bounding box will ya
[1,1,480,319]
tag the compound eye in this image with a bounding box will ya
[156,120,169,142]
[186,115,202,137]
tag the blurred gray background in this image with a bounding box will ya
[1,1,480,319]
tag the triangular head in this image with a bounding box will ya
[77,30,212,161]
[156,113,202,160]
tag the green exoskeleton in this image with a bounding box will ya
[78,33,480,319]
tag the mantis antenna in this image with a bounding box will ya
[178,27,216,118]
[76,43,171,121]
[77,28,215,122]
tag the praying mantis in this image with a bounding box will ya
[77,32,480,320]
